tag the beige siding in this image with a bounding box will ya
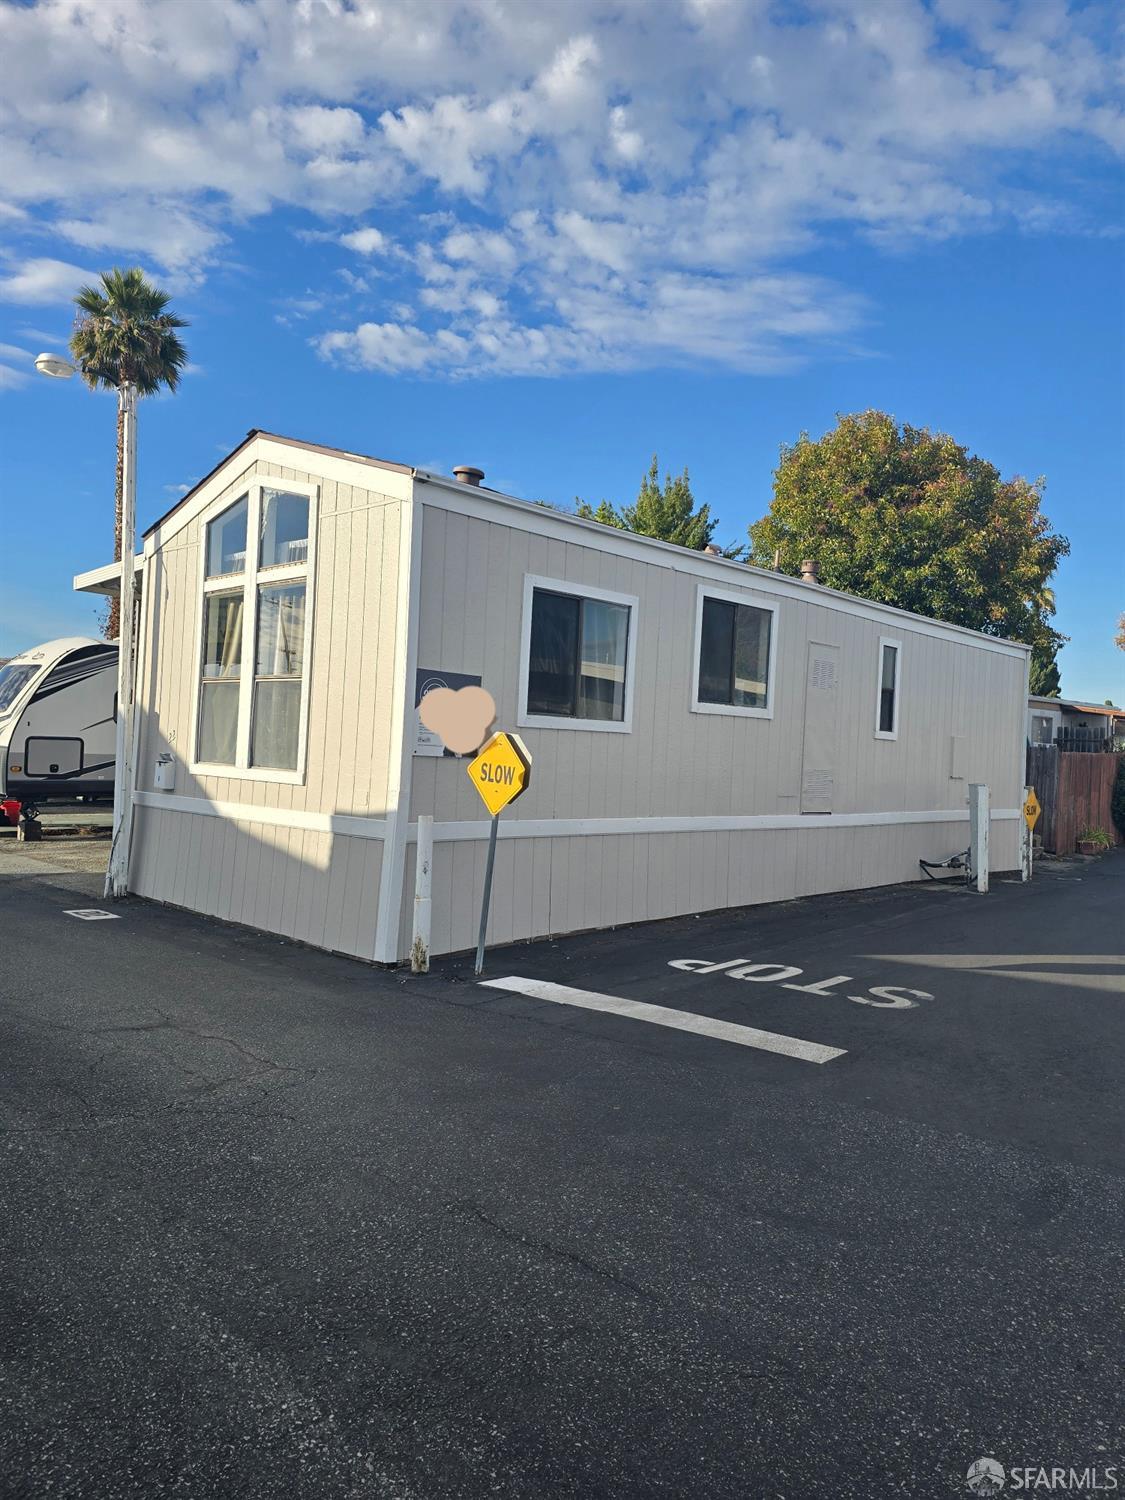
[131,453,401,955]
[135,457,402,818]
[131,804,384,959]
[130,467,1027,965]
[409,502,1027,825]
[397,819,1022,960]
[402,499,1027,958]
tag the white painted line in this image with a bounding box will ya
[63,909,121,921]
[480,976,847,1064]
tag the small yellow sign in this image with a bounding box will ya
[1023,789,1042,829]
[467,731,532,817]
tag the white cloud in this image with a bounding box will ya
[340,227,390,255]
[0,364,29,390]
[317,267,866,378]
[0,257,98,304]
[0,0,1119,373]
[0,342,31,362]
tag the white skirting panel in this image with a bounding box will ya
[396,815,1023,961]
[129,802,384,960]
[128,798,1020,965]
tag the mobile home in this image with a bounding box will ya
[76,431,1030,962]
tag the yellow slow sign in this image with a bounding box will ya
[1023,789,1042,829]
[467,731,532,817]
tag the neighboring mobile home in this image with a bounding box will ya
[76,431,1031,963]
[1027,694,1125,750]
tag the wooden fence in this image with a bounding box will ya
[1025,746,1123,854]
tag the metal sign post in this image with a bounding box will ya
[466,731,532,976]
[474,813,501,976]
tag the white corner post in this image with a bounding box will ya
[968,783,989,894]
[106,380,138,899]
[411,815,433,973]
[1021,785,1034,883]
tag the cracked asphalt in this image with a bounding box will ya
[1,846,1123,1499]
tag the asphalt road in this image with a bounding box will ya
[1,849,1122,1499]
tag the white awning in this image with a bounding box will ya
[73,555,143,597]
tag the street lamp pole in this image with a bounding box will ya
[35,353,139,899]
[106,379,138,898]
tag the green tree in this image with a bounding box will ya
[70,267,189,637]
[1115,612,1125,651]
[748,411,1069,659]
[577,456,742,555]
[1029,651,1061,696]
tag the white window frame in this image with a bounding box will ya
[874,635,902,740]
[517,574,639,734]
[190,479,318,783]
[690,585,779,720]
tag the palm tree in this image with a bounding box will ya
[69,267,189,637]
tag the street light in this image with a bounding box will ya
[35,352,139,900]
[34,352,77,379]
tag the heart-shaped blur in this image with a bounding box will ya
[418,685,496,755]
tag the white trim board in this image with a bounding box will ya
[131,795,1018,844]
[133,790,387,840]
[372,495,424,963]
[406,808,1022,843]
[145,436,413,552]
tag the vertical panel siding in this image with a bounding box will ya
[138,480,1028,966]
[409,502,1027,828]
[135,458,402,820]
[402,500,1028,959]
[406,814,1021,959]
[131,456,401,945]
[131,805,383,960]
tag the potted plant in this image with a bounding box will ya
[1076,825,1111,855]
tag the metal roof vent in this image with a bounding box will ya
[453,465,484,486]
[800,558,819,583]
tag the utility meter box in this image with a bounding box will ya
[154,752,177,792]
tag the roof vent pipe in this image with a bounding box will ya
[800,558,819,583]
[453,465,484,486]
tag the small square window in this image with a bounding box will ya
[695,592,774,714]
[259,489,309,568]
[527,588,630,723]
[521,579,635,730]
[205,496,248,578]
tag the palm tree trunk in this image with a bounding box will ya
[106,400,124,639]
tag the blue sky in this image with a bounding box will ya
[1,0,1122,701]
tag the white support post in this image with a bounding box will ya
[969,783,989,894]
[1021,786,1034,882]
[105,381,137,900]
[411,815,433,973]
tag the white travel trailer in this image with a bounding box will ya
[75,430,1030,963]
[0,637,118,804]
